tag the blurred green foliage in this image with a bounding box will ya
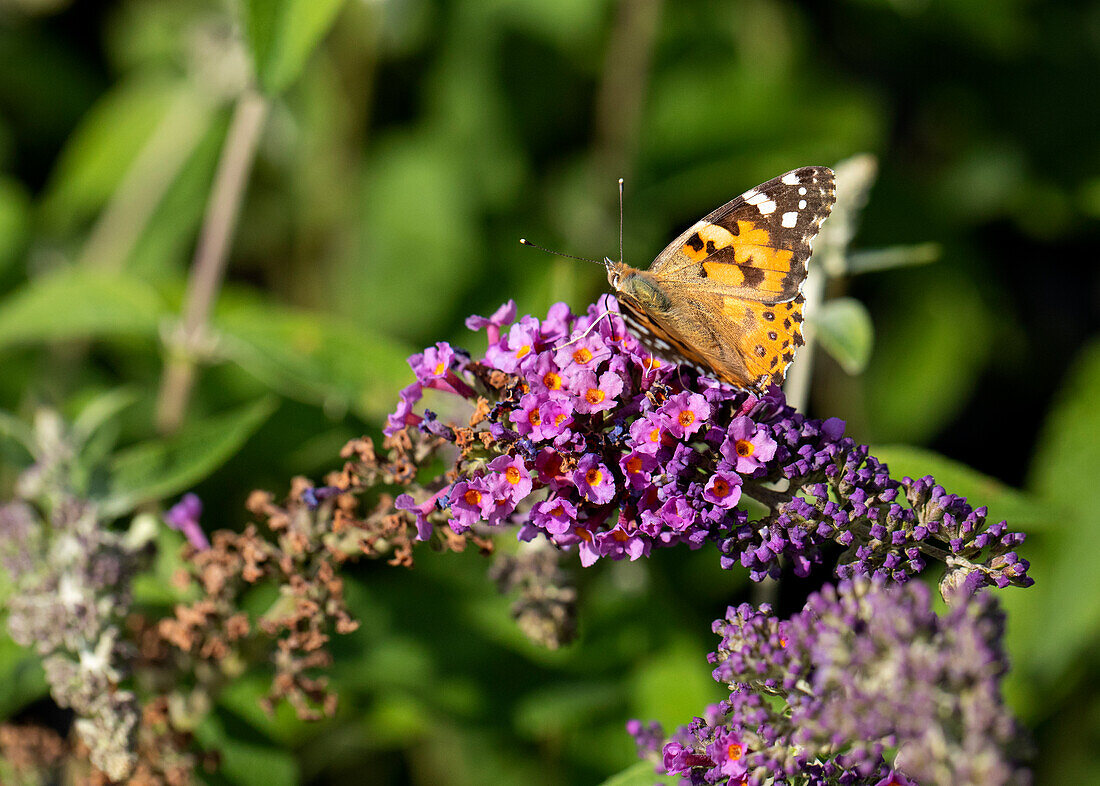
[0,0,1098,783]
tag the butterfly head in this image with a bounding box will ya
[604,259,671,315]
[603,257,625,290]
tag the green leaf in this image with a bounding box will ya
[130,523,191,606]
[1028,338,1100,508]
[870,445,1058,532]
[242,0,348,95]
[0,631,47,718]
[514,682,622,741]
[810,297,874,374]
[0,176,29,276]
[194,709,299,786]
[860,268,994,444]
[1005,339,1100,691]
[0,268,166,348]
[630,636,721,737]
[102,397,276,517]
[72,387,140,448]
[214,293,414,422]
[37,76,183,234]
[598,760,676,786]
[0,409,36,456]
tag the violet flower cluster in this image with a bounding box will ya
[387,298,1031,592]
[632,578,1027,786]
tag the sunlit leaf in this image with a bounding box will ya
[598,760,676,786]
[0,177,29,276]
[214,293,414,422]
[194,709,299,786]
[242,0,348,95]
[0,410,35,456]
[860,268,994,444]
[102,397,276,517]
[72,387,140,448]
[0,632,47,719]
[870,445,1057,532]
[0,268,166,348]
[1005,340,1100,691]
[37,77,184,233]
[810,297,874,374]
[514,682,622,740]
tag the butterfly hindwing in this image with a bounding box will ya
[729,295,806,386]
[648,166,835,303]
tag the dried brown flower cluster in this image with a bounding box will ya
[1,424,506,783]
[0,723,67,782]
[154,477,358,724]
[333,431,494,566]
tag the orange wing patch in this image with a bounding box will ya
[695,219,796,298]
[683,223,736,262]
[731,296,806,384]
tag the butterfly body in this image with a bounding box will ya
[606,166,836,390]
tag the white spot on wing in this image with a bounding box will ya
[781,172,800,185]
[798,187,807,196]
[781,211,798,228]
[798,199,807,209]
[741,188,759,202]
[757,200,777,215]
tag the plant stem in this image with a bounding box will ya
[155,90,268,435]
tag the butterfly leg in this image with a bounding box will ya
[553,309,614,353]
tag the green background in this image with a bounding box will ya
[0,0,1098,783]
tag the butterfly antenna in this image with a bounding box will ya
[617,178,624,265]
[519,238,602,266]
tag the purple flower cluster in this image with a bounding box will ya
[632,579,1026,786]
[386,299,1031,591]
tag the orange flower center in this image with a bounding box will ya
[585,388,606,405]
[505,466,522,485]
[550,505,564,517]
[434,361,446,376]
[626,456,642,474]
[573,347,593,364]
[574,526,593,542]
[712,479,730,497]
[528,409,542,426]
[543,372,562,390]
[515,344,532,359]
[585,468,603,486]
[648,427,661,443]
[678,410,695,428]
[735,439,754,457]
[463,489,481,506]
[554,412,568,426]
[612,529,629,542]
[727,743,743,761]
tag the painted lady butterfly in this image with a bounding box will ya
[606,166,836,390]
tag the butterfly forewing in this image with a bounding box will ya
[611,166,834,390]
[648,166,835,304]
